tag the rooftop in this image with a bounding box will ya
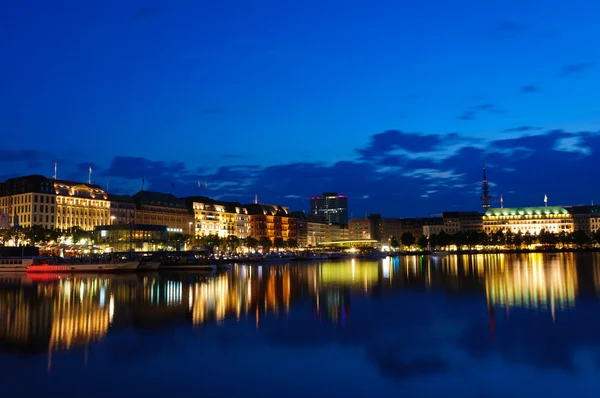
[485,206,569,216]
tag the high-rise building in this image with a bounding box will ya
[310,192,348,225]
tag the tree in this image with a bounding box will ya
[558,230,569,248]
[436,231,452,249]
[244,237,259,250]
[389,236,400,250]
[417,235,428,250]
[453,231,467,250]
[226,235,240,252]
[513,232,523,249]
[259,236,272,252]
[539,229,558,247]
[570,230,591,248]
[523,231,535,247]
[286,239,298,249]
[593,229,600,246]
[273,237,285,250]
[400,232,416,249]
[429,233,439,250]
[205,234,221,251]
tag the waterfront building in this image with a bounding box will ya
[95,224,168,252]
[0,175,57,229]
[421,217,444,237]
[245,203,297,243]
[182,196,248,238]
[0,175,110,232]
[108,194,135,225]
[349,215,424,243]
[349,214,380,240]
[566,205,600,234]
[442,211,483,234]
[310,192,348,225]
[483,206,573,235]
[132,191,193,235]
[54,179,110,231]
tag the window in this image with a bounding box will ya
[34,195,38,202]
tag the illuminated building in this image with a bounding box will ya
[182,196,249,238]
[108,194,135,225]
[310,192,348,225]
[349,215,424,242]
[566,205,600,234]
[132,191,193,235]
[95,224,168,252]
[0,175,110,232]
[442,211,482,234]
[54,179,110,231]
[349,214,380,240]
[421,217,444,237]
[291,211,329,247]
[483,206,573,235]
[0,174,57,230]
[245,203,297,242]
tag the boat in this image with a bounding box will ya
[0,257,36,272]
[26,261,139,273]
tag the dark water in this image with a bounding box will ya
[2,253,600,397]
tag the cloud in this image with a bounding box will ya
[520,85,540,93]
[560,62,596,77]
[502,126,542,133]
[4,128,600,216]
[458,104,504,121]
[485,21,527,39]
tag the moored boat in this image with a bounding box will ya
[0,257,36,272]
[138,260,161,271]
[26,261,139,273]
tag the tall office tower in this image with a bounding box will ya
[310,192,348,225]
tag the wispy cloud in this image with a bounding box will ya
[560,62,596,77]
[485,21,527,39]
[502,126,542,133]
[520,84,540,93]
[458,103,504,121]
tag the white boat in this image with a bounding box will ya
[26,261,139,273]
[0,257,36,272]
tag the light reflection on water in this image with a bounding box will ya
[1,253,600,395]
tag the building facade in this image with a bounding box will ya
[95,224,168,252]
[132,191,193,235]
[54,179,110,231]
[483,206,573,235]
[421,217,444,237]
[0,175,110,232]
[0,175,56,230]
[183,196,249,239]
[310,192,348,225]
[245,203,297,243]
[108,194,135,225]
[442,211,483,234]
[348,214,380,240]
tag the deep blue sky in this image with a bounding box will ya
[2,0,600,217]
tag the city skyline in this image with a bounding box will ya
[3,1,600,216]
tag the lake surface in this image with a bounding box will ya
[2,253,600,397]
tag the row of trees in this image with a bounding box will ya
[0,226,92,246]
[188,235,298,252]
[389,229,600,251]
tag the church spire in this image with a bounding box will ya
[480,161,492,209]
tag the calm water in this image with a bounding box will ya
[2,253,600,397]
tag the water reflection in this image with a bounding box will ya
[0,253,598,369]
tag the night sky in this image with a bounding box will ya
[2,0,600,217]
